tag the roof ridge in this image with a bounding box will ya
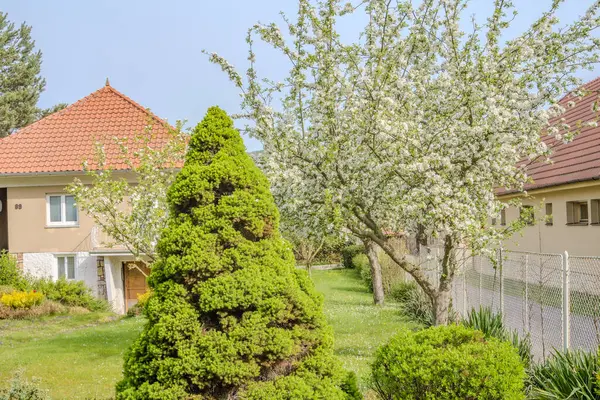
[104,85,172,131]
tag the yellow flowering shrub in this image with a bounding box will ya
[136,290,152,307]
[0,290,44,309]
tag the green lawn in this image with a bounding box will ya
[0,269,414,399]
[312,269,418,386]
[0,313,144,399]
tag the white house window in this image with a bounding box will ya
[46,194,78,227]
[57,255,75,280]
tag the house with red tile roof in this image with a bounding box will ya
[0,82,180,314]
[497,77,600,255]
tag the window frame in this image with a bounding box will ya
[520,205,535,226]
[545,203,553,226]
[46,194,79,227]
[566,200,589,226]
[56,254,76,280]
[591,199,600,225]
[500,208,507,226]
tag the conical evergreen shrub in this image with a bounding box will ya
[116,107,353,399]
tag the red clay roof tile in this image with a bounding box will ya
[499,77,600,195]
[0,83,177,175]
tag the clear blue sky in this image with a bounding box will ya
[4,1,599,151]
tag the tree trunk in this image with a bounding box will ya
[432,235,458,325]
[432,287,452,325]
[364,239,385,305]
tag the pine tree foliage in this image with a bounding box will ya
[116,107,352,399]
[0,12,45,138]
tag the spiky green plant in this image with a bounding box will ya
[115,107,354,399]
[530,350,599,400]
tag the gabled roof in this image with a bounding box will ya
[499,77,600,195]
[0,82,175,175]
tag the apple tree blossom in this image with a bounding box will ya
[209,0,600,324]
[68,122,187,262]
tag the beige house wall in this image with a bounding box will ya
[7,185,96,253]
[500,181,600,256]
[0,172,136,254]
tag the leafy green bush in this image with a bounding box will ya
[340,371,362,400]
[342,244,364,268]
[529,350,599,400]
[116,107,351,399]
[0,251,28,290]
[352,253,372,291]
[370,325,526,400]
[462,307,532,368]
[126,290,152,317]
[0,371,50,400]
[31,278,109,312]
[390,281,433,326]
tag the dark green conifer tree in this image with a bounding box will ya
[116,107,355,399]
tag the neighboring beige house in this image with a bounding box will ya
[498,77,600,256]
[0,81,176,314]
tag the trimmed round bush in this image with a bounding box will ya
[116,107,352,399]
[370,325,525,400]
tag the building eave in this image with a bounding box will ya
[497,178,600,200]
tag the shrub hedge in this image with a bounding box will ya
[0,251,28,290]
[462,307,532,368]
[342,244,364,269]
[370,325,526,400]
[31,278,109,312]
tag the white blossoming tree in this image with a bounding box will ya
[263,153,344,277]
[68,122,187,262]
[209,0,600,324]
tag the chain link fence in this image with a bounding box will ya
[416,244,600,361]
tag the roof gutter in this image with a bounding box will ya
[497,176,600,198]
[0,167,182,177]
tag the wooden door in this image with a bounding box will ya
[0,188,7,251]
[123,261,150,311]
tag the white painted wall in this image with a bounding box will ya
[21,252,132,315]
[105,257,125,314]
[23,252,97,292]
[22,252,55,279]
[77,253,98,297]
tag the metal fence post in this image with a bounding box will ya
[562,251,570,351]
[524,254,529,331]
[477,256,482,307]
[463,248,467,317]
[499,248,504,318]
